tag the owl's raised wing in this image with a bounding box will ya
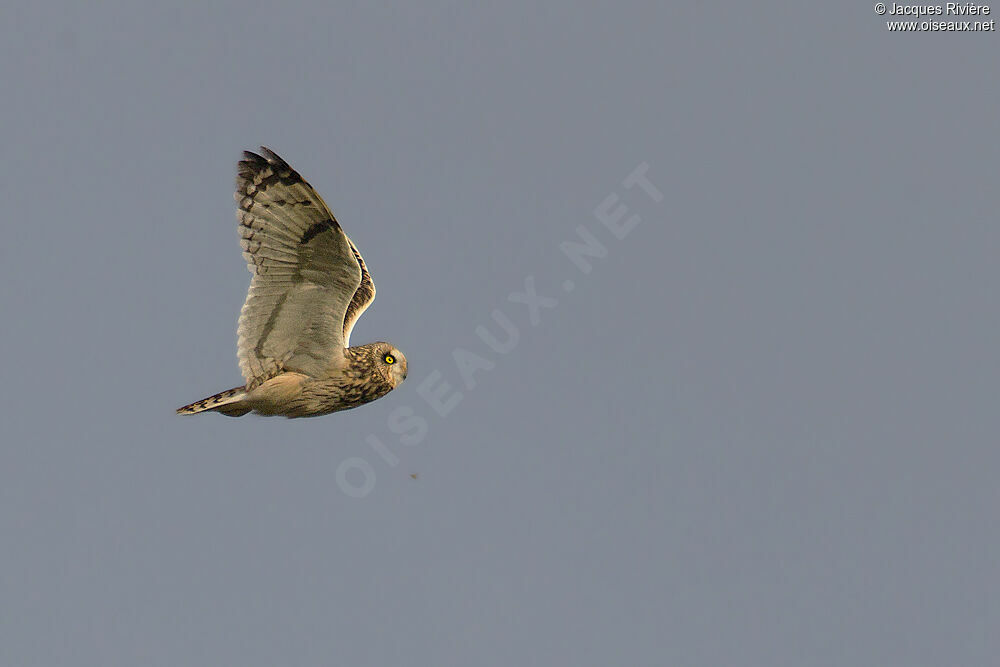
[342,237,376,347]
[235,148,363,387]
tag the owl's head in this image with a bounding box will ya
[370,341,408,388]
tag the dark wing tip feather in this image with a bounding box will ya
[258,146,292,169]
[239,147,295,175]
[236,147,306,192]
[237,150,268,181]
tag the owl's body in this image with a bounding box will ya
[178,341,404,418]
[177,148,407,418]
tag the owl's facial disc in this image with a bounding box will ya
[382,346,408,385]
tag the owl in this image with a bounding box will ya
[177,147,407,418]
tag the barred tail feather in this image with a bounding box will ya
[176,386,250,417]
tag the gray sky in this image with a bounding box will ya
[1,2,997,665]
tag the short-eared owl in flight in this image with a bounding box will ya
[177,147,407,418]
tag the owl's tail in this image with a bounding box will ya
[176,386,251,417]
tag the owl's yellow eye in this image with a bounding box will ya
[384,354,395,365]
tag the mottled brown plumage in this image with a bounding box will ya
[177,148,407,418]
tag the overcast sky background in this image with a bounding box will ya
[1,2,997,665]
